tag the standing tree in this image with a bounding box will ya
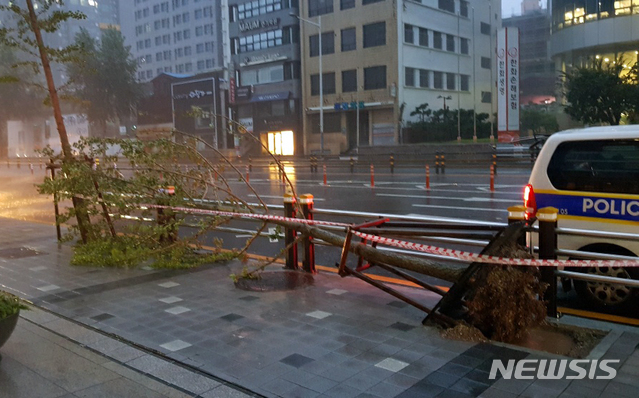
[562,58,633,126]
[0,0,92,242]
[67,28,141,136]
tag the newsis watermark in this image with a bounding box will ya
[489,359,620,380]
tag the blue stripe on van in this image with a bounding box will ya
[536,193,639,222]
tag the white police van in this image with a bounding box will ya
[525,126,639,309]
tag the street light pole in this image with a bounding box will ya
[472,7,477,142]
[457,9,461,143]
[292,13,323,155]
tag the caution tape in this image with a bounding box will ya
[352,231,639,268]
[144,204,350,228]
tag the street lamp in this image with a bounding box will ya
[437,95,452,111]
[291,13,324,155]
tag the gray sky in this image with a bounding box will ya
[502,0,547,18]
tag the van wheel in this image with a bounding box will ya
[572,245,639,309]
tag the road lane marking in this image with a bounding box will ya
[249,194,325,201]
[376,193,517,203]
[412,204,506,213]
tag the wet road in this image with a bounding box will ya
[2,160,637,323]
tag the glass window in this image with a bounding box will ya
[342,69,357,92]
[308,0,333,17]
[433,71,443,89]
[405,67,415,87]
[547,140,639,194]
[481,56,491,69]
[310,32,335,57]
[480,22,490,35]
[446,34,455,52]
[460,38,469,54]
[404,24,414,44]
[340,0,355,9]
[418,28,428,47]
[460,1,469,17]
[446,73,456,90]
[363,22,386,48]
[341,28,356,51]
[364,65,386,90]
[461,74,469,91]
[433,31,442,49]
[438,0,455,13]
[419,69,429,88]
[311,72,336,95]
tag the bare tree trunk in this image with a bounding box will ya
[26,0,91,243]
[275,220,465,283]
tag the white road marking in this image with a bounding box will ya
[249,194,325,201]
[376,193,518,203]
[412,204,506,213]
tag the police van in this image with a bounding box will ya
[524,126,639,309]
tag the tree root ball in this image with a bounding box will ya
[467,265,548,343]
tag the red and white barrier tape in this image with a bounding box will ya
[144,204,350,228]
[352,231,639,268]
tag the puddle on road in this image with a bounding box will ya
[514,323,607,358]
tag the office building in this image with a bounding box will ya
[227,0,303,156]
[298,0,500,155]
[120,0,225,82]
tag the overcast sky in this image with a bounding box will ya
[502,0,547,18]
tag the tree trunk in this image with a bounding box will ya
[26,0,91,243]
[275,220,465,283]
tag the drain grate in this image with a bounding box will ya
[0,247,46,259]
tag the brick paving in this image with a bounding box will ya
[0,217,637,398]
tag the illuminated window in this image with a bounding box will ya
[267,131,294,156]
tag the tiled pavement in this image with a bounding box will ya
[0,218,638,398]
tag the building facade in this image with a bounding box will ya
[120,0,225,82]
[550,1,639,89]
[298,0,500,155]
[227,0,303,156]
[503,6,555,105]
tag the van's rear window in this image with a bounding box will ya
[547,139,639,194]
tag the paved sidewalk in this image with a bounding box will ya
[1,307,249,398]
[0,217,637,398]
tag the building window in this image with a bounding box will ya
[308,0,333,17]
[364,65,386,90]
[309,32,335,57]
[363,0,384,4]
[481,91,492,103]
[438,0,455,13]
[236,0,283,20]
[418,28,428,46]
[342,69,357,92]
[238,29,284,53]
[340,0,355,10]
[446,73,455,90]
[404,24,414,44]
[460,38,469,54]
[405,67,415,87]
[460,1,469,17]
[433,71,443,89]
[341,28,356,51]
[363,22,385,48]
[311,72,336,95]
[433,31,442,50]
[446,34,455,52]
[480,22,490,35]
[481,56,491,69]
[419,69,429,88]
[461,75,469,91]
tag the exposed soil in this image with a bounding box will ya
[441,320,607,358]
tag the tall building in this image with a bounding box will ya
[227,0,302,156]
[298,0,500,155]
[120,0,225,82]
[503,4,555,104]
[550,1,639,85]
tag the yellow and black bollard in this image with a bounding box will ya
[492,148,497,175]
[248,157,252,172]
[299,194,316,273]
[441,152,445,174]
[350,157,354,173]
[435,152,440,174]
[538,207,559,318]
[283,193,298,270]
[389,155,395,174]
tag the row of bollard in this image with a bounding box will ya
[283,193,316,273]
